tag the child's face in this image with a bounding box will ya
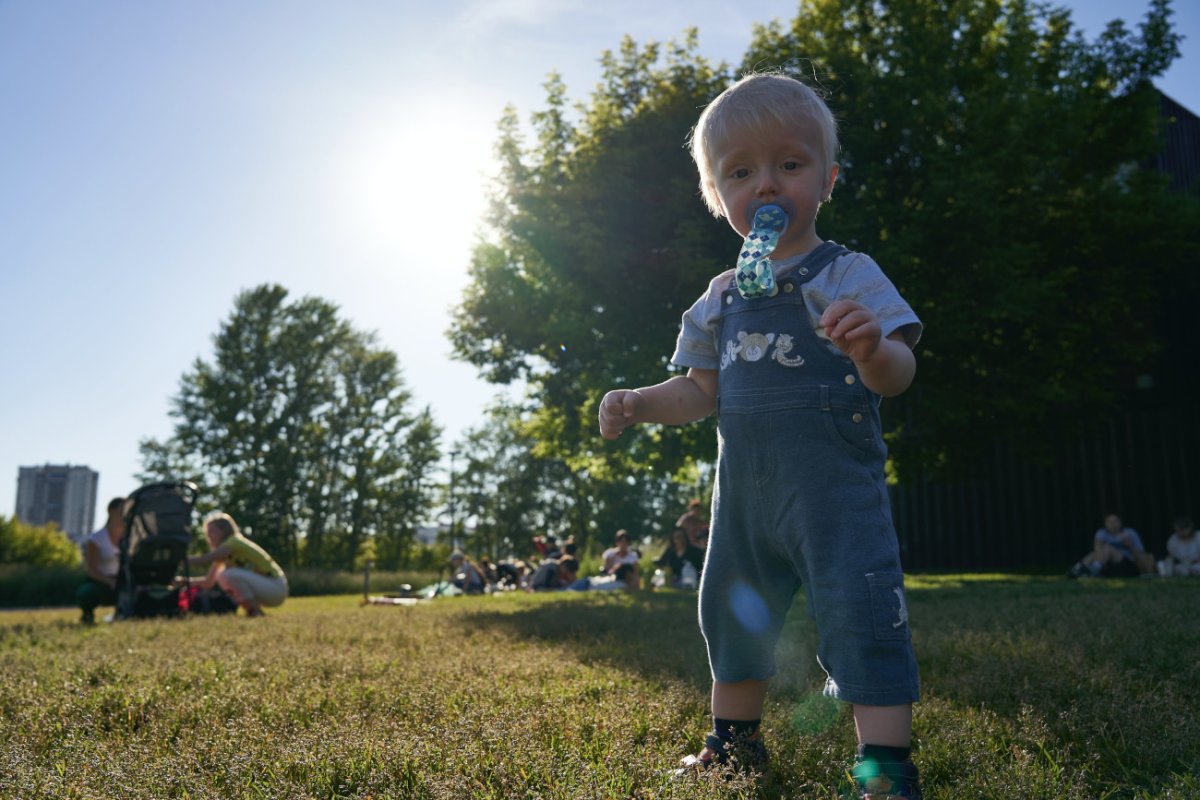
[711,117,837,260]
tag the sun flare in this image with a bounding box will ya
[327,93,497,266]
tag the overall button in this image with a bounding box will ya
[852,412,863,423]
[844,374,856,385]
[725,295,733,305]
[798,267,809,276]
[783,283,794,293]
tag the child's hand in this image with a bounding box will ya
[599,389,641,439]
[820,300,882,364]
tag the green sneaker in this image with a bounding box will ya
[852,756,921,799]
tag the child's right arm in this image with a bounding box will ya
[598,368,718,440]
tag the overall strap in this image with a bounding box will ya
[792,241,851,283]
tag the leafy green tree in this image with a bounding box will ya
[141,285,441,568]
[451,33,733,489]
[0,517,81,567]
[451,2,1194,482]
[451,400,572,559]
[451,398,695,560]
[744,0,1193,473]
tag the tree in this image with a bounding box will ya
[451,399,574,558]
[743,0,1193,473]
[0,517,81,567]
[451,398,696,560]
[451,32,733,490]
[140,285,441,568]
[451,2,1194,482]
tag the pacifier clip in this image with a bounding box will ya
[734,204,789,299]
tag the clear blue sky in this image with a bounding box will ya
[2,0,1195,527]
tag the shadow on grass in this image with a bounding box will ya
[457,590,714,689]
[460,575,1200,796]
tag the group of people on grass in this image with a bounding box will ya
[1067,512,1198,579]
[449,529,645,595]
[77,496,287,624]
[445,499,712,596]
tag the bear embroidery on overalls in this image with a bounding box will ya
[720,330,807,370]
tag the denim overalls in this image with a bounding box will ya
[698,243,920,706]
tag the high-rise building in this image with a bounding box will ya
[15,464,99,543]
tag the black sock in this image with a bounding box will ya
[713,717,761,742]
[857,743,911,763]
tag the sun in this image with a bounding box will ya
[326,91,498,266]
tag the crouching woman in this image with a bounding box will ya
[188,512,287,617]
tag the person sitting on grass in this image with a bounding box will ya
[1159,515,1200,577]
[186,512,287,617]
[653,527,706,589]
[493,558,529,590]
[532,533,562,561]
[676,498,710,549]
[449,551,488,594]
[1068,513,1148,579]
[76,496,126,624]
[601,529,641,577]
[527,555,579,591]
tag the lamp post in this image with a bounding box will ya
[448,449,460,551]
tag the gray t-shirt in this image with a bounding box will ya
[671,245,922,371]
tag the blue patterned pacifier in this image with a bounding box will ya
[734,204,789,299]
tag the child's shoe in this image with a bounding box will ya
[852,754,921,799]
[674,731,768,777]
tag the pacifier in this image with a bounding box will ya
[734,204,789,299]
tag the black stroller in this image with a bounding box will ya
[115,481,197,620]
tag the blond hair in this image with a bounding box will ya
[689,72,839,217]
[204,511,241,541]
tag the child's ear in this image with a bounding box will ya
[707,182,728,219]
[823,163,840,201]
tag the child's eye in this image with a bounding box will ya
[782,160,802,171]
[729,168,750,179]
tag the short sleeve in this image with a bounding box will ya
[670,271,733,371]
[827,253,922,347]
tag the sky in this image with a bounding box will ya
[1,0,1196,528]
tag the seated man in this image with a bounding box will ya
[1068,513,1147,578]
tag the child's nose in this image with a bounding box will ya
[755,172,779,196]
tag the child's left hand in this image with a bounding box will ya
[820,299,882,364]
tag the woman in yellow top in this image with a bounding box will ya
[188,512,287,617]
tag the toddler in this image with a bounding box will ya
[599,73,923,799]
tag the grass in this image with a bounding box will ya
[0,575,1197,798]
[0,565,440,607]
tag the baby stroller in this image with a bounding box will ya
[115,481,198,620]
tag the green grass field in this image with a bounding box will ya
[1,575,1197,799]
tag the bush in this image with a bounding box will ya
[0,516,81,567]
[0,564,84,607]
[263,568,441,599]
